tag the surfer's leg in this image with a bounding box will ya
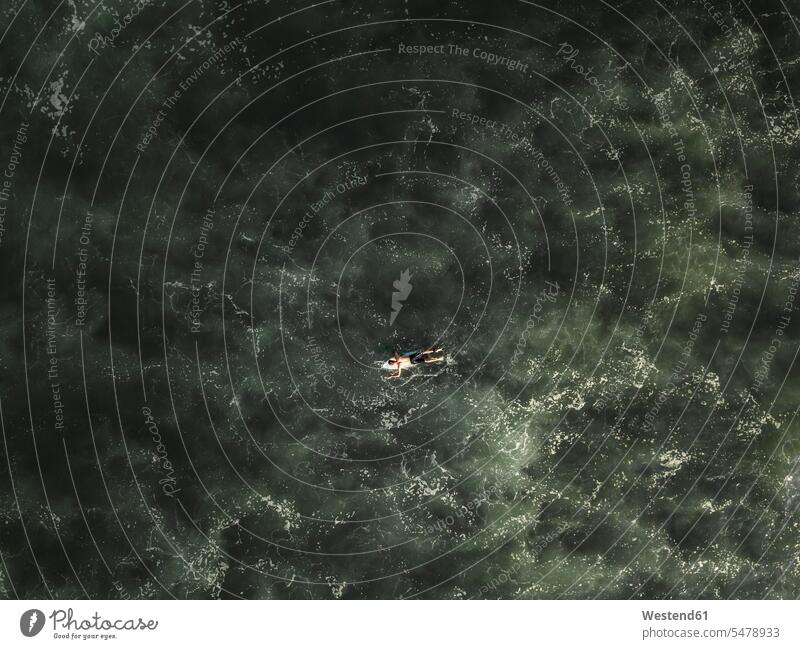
[418,347,442,357]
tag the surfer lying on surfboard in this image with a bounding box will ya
[381,347,445,379]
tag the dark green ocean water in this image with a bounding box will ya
[1,0,800,598]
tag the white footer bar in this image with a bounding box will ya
[1,600,796,648]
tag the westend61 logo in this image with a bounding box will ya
[20,609,45,637]
[19,608,158,640]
